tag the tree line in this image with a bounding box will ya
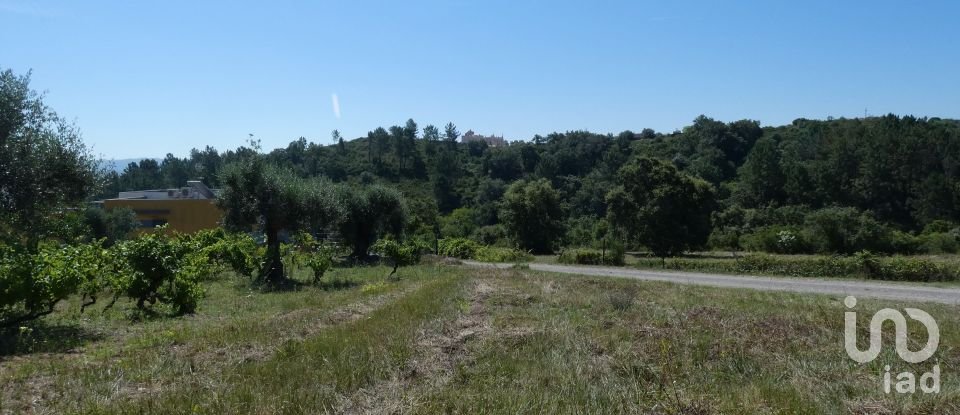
[102,114,960,258]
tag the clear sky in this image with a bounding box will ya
[2,0,958,159]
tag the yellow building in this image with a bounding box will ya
[103,181,223,234]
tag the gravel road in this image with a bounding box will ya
[462,260,960,305]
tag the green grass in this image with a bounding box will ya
[3,264,959,414]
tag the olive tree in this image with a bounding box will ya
[0,68,101,248]
[218,158,337,284]
[335,183,406,258]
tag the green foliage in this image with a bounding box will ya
[0,241,114,327]
[741,226,807,254]
[500,179,565,254]
[437,237,529,262]
[564,216,599,248]
[0,68,102,248]
[112,229,210,314]
[472,246,533,263]
[607,157,717,258]
[735,137,784,206]
[336,184,407,258]
[218,158,339,283]
[801,207,911,254]
[292,232,337,284]
[635,252,960,282]
[864,255,957,282]
[370,239,422,273]
[82,207,139,246]
[201,232,261,277]
[303,249,335,284]
[439,207,477,238]
[923,220,957,235]
[438,237,482,259]
[918,232,960,254]
[558,247,624,266]
[472,224,507,246]
[708,205,746,252]
[102,113,960,256]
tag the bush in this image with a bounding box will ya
[874,257,955,282]
[923,220,957,235]
[370,239,422,268]
[801,208,907,254]
[473,246,533,263]
[438,238,482,259]
[918,232,959,254]
[732,254,860,278]
[203,232,261,277]
[439,207,477,239]
[472,225,508,246]
[0,241,114,327]
[633,252,960,282]
[558,247,624,266]
[741,226,807,254]
[438,237,531,262]
[113,230,210,314]
[564,216,598,247]
[303,246,336,284]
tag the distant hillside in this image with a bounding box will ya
[100,115,960,241]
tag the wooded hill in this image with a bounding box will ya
[104,114,960,255]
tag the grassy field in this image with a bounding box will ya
[2,264,958,414]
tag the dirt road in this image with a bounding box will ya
[462,260,960,305]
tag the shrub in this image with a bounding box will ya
[923,220,957,235]
[558,248,624,266]
[303,246,336,284]
[607,290,636,311]
[605,241,626,265]
[741,226,807,254]
[473,246,533,263]
[888,231,922,254]
[634,252,960,282]
[112,230,210,314]
[802,208,904,254]
[564,216,598,247]
[438,238,482,259]
[708,228,741,252]
[0,241,113,327]
[203,232,261,277]
[370,239,422,275]
[855,252,956,282]
[472,224,508,246]
[439,207,477,239]
[918,232,959,254]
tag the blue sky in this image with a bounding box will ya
[2,0,958,159]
